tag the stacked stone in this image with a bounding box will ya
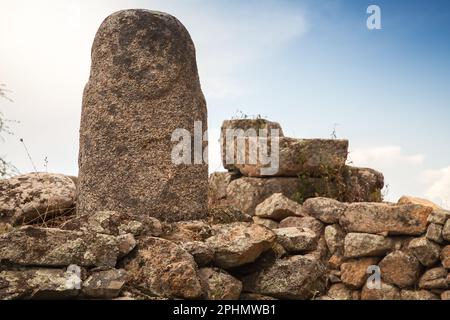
[209,119,384,216]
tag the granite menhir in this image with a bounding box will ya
[77,10,208,222]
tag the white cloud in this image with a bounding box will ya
[349,146,425,168]
[423,166,450,209]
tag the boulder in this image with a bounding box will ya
[302,197,347,224]
[273,227,318,253]
[0,173,76,225]
[255,193,302,220]
[252,217,279,229]
[441,245,450,269]
[426,223,444,244]
[408,237,441,267]
[228,137,349,177]
[443,220,450,242]
[208,171,241,208]
[441,291,450,300]
[198,268,242,300]
[77,9,208,222]
[279,216,324,235]
[400,290,438,300]
[205,223,275,268]
[398,196,443,211]
[324,224,345,255]
[379,251,421,288]
[61,210,163,237]
[340,257,379,289]
[0,268,80,300]
[220,119,284,172]
[207,206,252,225]
[242,255,327,300]
[418,267,448,289]
[161,220,212,242]
[427,209,450,225]
[340,203,431,235]
[361,281,400,300]
[122,237,202,299]
[344,233,393,258]
[180,241,214,266]
[0,226,123,267]
[327,283,353,300]
[82,269,128,299]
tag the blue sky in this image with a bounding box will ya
[1,0,450,206]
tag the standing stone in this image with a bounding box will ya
[77,10,208,222]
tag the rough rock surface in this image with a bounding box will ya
[77,9,208,222]
[0,269,81,300]
[441,245,450,269]
[242,255,327,300]
[122,237,202,299]
[274,227,318,253]
[208,172,241,208]
[82,269,128,299]
[324,224,345,255]
[340,257,379,289]
[379,251,421,288]
[400,290,438,300]
[344,233,393,258]
[0,226,123,267]
[443,220,450,241]
[408,237,441,267]
[198,268,242,300]
[230,137,349,177]
[180,241,214,266]
[255,193,302,220]
[212,168,383,216]
[61,210,163,237]
[205,223,276,268]
[0,173,76,225]
[340,203,431,235]
[418,267,448,289]
[252,217,279,229]
[302,197,347,224]
[361,281,400,300]
[279,216,324,235]
[426,223,444,243]
[220,119,284,172]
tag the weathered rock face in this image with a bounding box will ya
[344,233,393,258]
[340,257,379,289]
[208,172,241,208]
[122,237,202,299]
[303,197,347,224]
[229,137,349,178]
[361,281,401,300]
[180,241,214,266]
[210,168,383,216]
[220,119,284,172]
[379,251,421,288]
[324,224,345,255]
[0,226,124,267]
[0,269,81,300]
[273,227,318,253]
[441,245,450,269]
[205,223,276,268]
[61,210,163,237]
[400,290,438,300]
[0,173,76,226]
[198,268,242,300]
[408,237,441,267]
[82,269,128,299]
[255,193,302,220]
[340,203,431,235]
[279,216,324,235]
[242,255,327,300]
[418,267,448,289]
[77,9,208,222]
